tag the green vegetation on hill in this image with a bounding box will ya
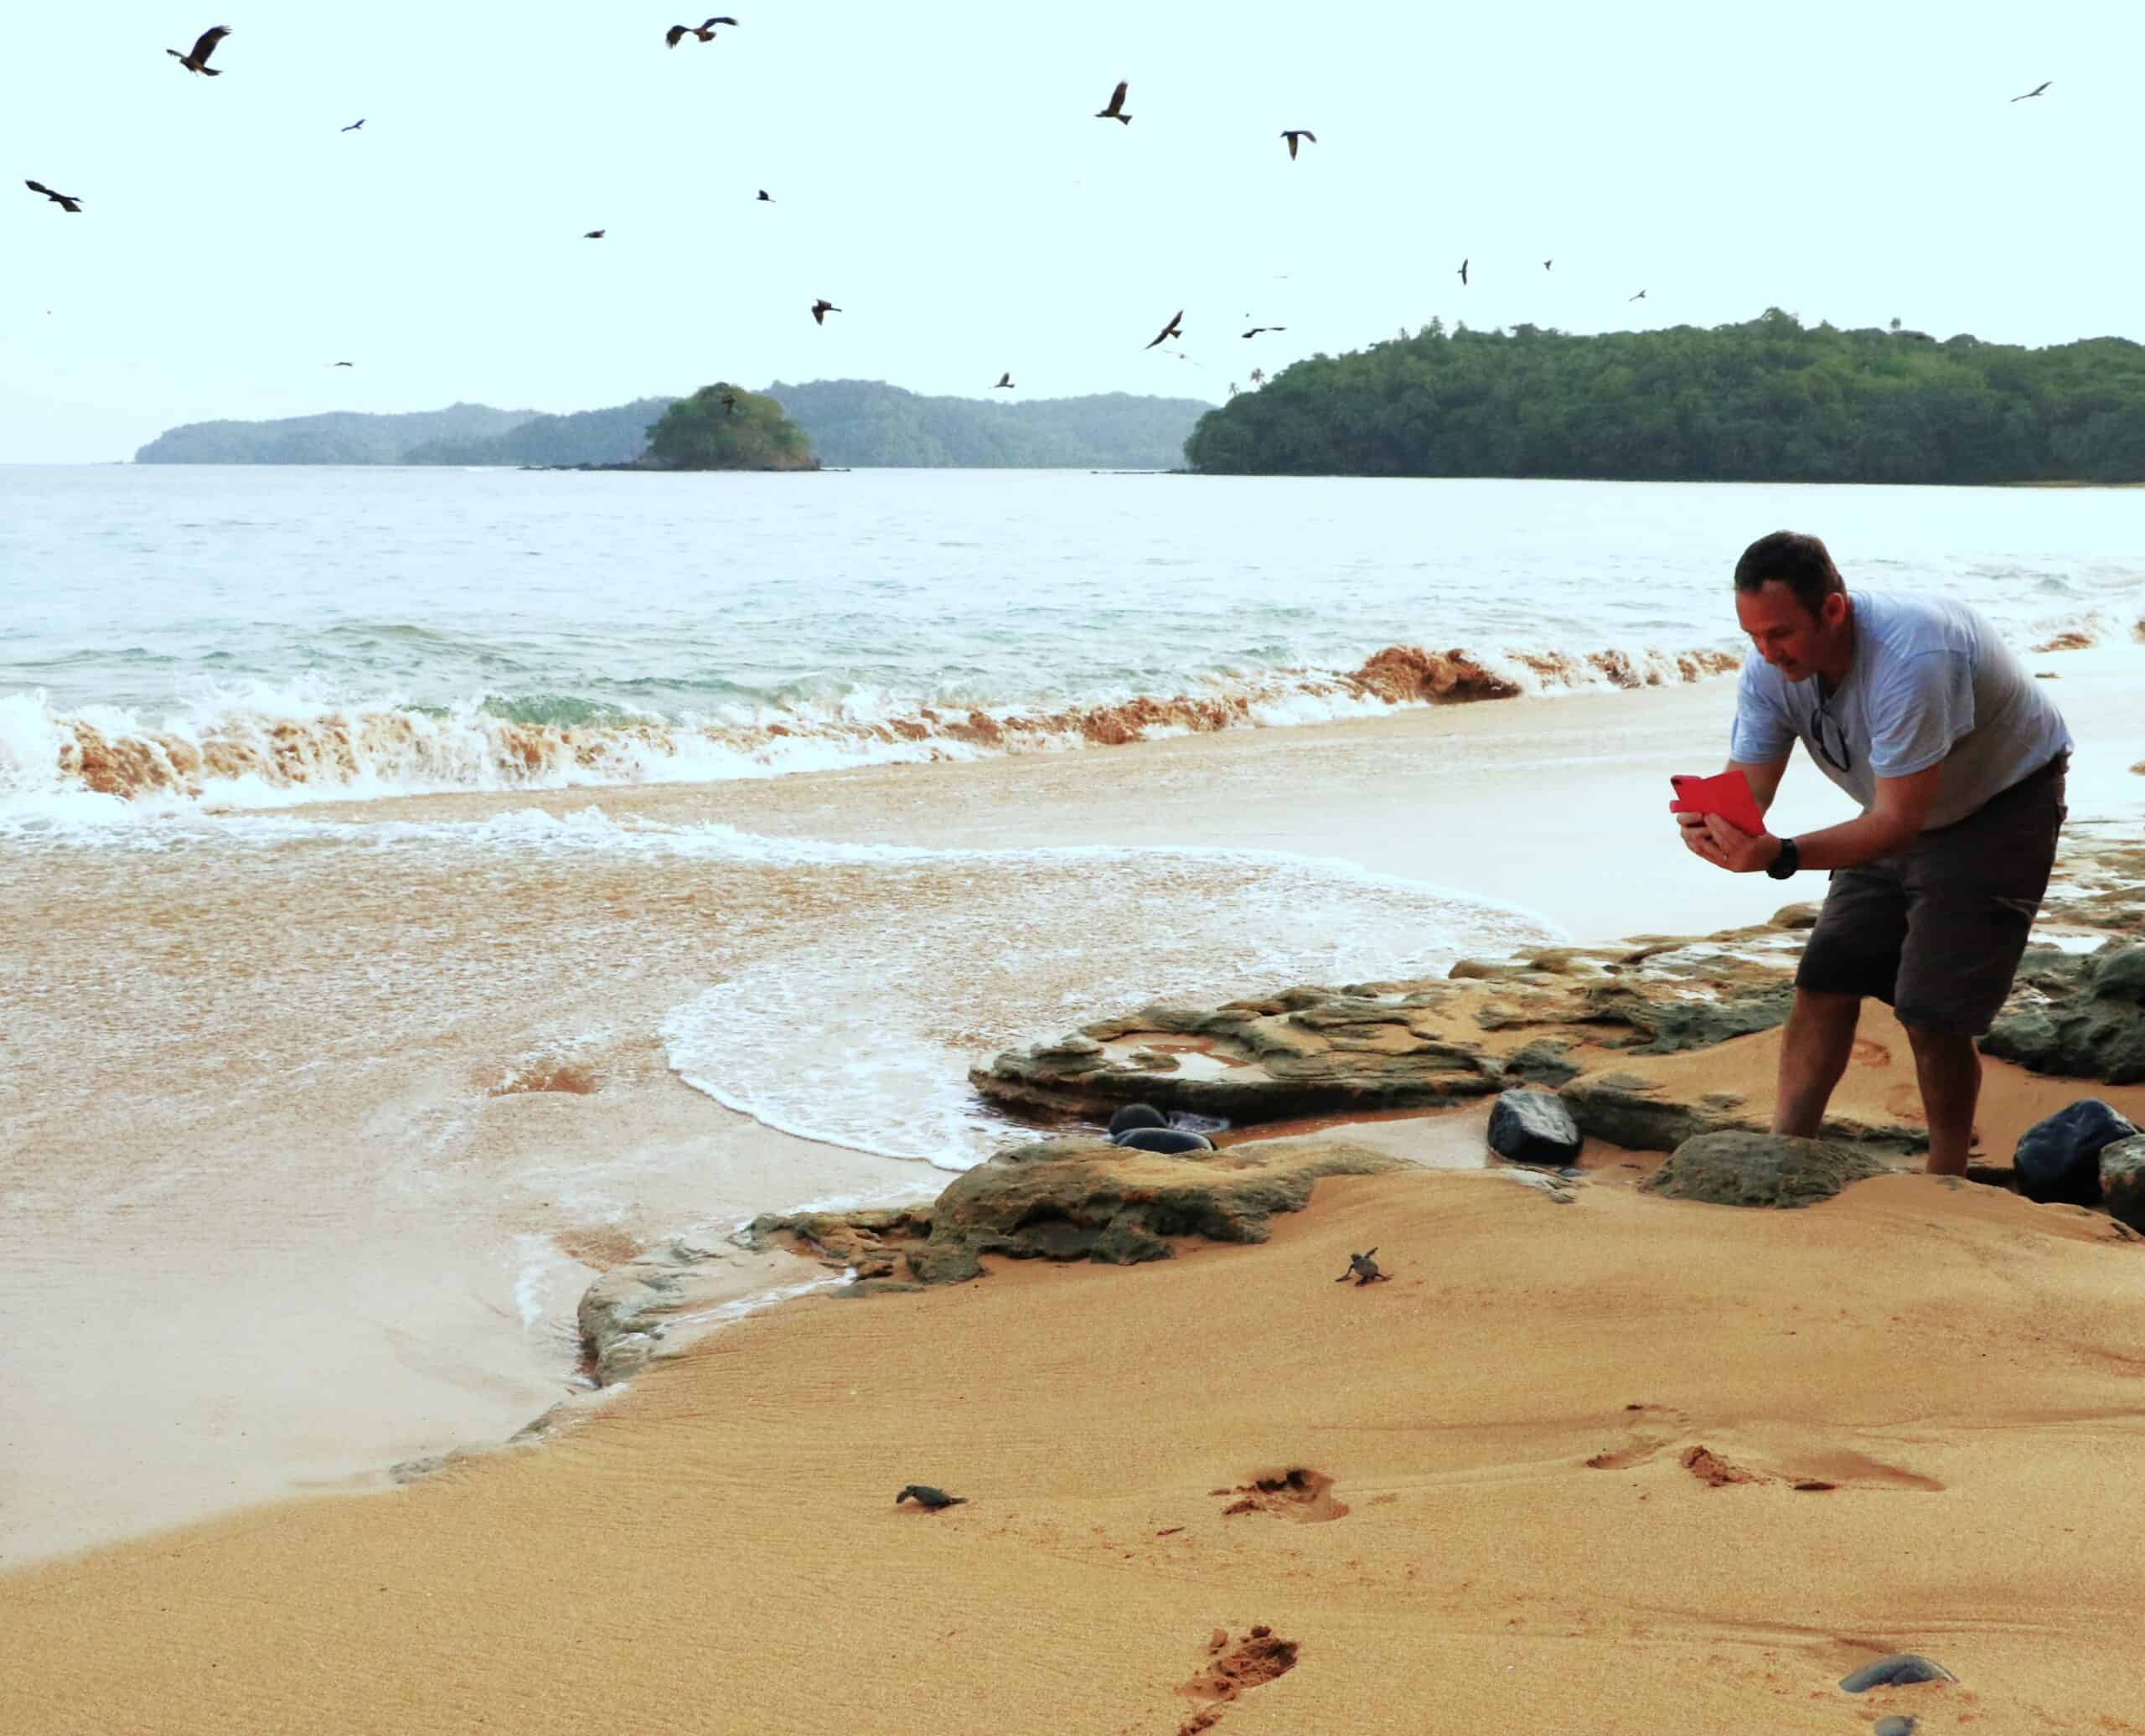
[643,385,816,470]
[133,402,535,464]
[762,380,1212,468]
[1184,311,2145,483]
[131,384,1211,468]
[403,398,679,467]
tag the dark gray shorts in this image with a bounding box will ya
[1795,754,2067,1036]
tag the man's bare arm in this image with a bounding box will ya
[1788,763,1944,871]
[1731,757,1790,814]
[1684,761,1945,875]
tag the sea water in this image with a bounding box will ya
[3,464,2141,1563]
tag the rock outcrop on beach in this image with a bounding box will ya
[2101,1136,2145,1231]
[1640,1131,1895,1209]
[748,1135,1408,1285]
[1486,1088,1584,1166]
[2009,1098,2141,1209]
[968,906,1913,1155]
[577,1237,832,1386]
[1982,943,2145,1087]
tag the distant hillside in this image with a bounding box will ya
[403,398,680,467]
[763,380,1212,468]
[131,384,1213,469]
[133,403,535,464]
[1185,309,2145,483]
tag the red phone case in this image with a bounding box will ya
[1669,770,1765,835]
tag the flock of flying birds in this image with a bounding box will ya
[20,29,2065,391]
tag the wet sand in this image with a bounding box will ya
[3,654,2140,1589]
[9,1088,2145,1733]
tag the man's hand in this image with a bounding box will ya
[1679,810,1783,874]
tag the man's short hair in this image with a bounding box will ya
[1734,531,1845,617]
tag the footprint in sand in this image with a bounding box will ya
[1212,1468,1348,1522]
[1176,1625,1299,1733]
[1584,1411,1941,1492]
[1584,1402,1690,1470]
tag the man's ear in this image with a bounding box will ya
[1820,592,1849,628]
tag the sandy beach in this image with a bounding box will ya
[4,649,2143,1731]
[9,1062,2145,1733]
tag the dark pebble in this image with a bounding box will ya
[1873,1718,1919,1736]
[1840,1654,1956,1693]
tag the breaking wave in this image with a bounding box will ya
[2,641,1739,819]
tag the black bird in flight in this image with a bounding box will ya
[2011,80,2051,101]
[332,360,354,368]
[811,298,841,323]
[25,179,83,214]
[1095,80,1131,124]
[342,119,365,132]
[1145,309,1183,349]
[1280,129,1316,160]
[994,373,1014,389]
[583,229,606,239]
[1241,325,1285,338]
[1457,257,1468,287]
[1543,258,1553,271]
[1628,288,1647,302]
[167,25,231,75]
[756,189,773,202]
[666,18,737,46]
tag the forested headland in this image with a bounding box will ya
[401,398,679,467]
[761,380,1211,468]
[1184,311,2145,483]
[132,383,1210,469]
[132,403,535,465]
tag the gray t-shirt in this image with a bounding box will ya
[1729,588,2071,832]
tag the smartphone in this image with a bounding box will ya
[1668,770,1765,835]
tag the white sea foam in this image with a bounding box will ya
[648,829,1565,1168]
[0,635,1755,828]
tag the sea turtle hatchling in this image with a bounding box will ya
[895,1484,967,1511]
[1336,1248,1390,1286]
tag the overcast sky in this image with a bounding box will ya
[3,2,2138,462]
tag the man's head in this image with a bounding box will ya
[1733,530,1852,682]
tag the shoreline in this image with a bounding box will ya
[13,1131,2145,1732]
[3,657,2141,1582]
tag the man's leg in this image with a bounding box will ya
[1771,988,1862,1139]
[1903,1023,1980,1177]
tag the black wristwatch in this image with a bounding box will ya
[1766,835,1801,880]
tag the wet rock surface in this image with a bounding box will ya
[2012,1098,2140,1206]
[2101,1134,2145,1232]
[749,1135,1408,1285]
[1641,1131,1898,1209]
[1983,941,2145,1086]
[1486,1088,1583,1167]
[971,917,1821,1134]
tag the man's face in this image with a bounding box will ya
[1735,580,1842,681]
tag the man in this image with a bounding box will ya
[1679,530,2071,1176]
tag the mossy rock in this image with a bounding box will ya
[1641,1131,1894,1209]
